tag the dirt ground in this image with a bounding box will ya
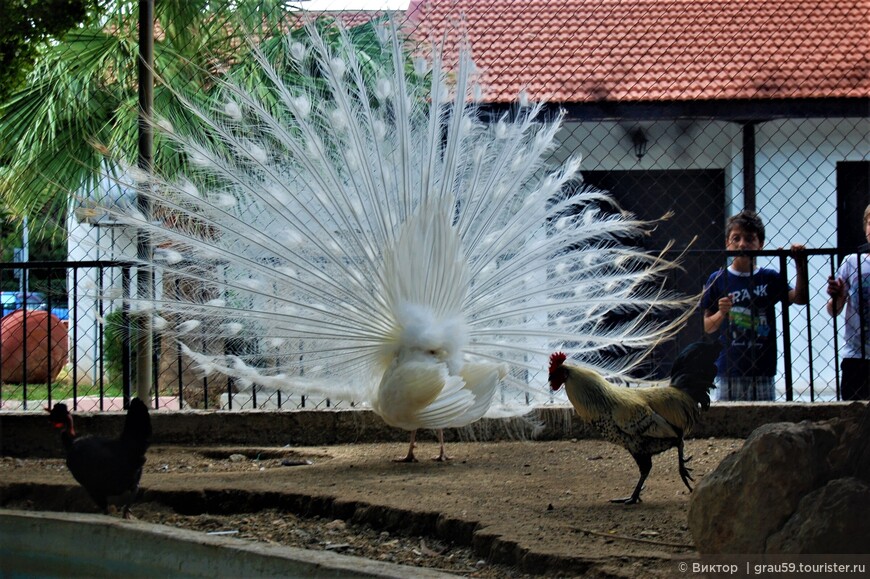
[0,437,744,577]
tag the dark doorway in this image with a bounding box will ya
[581,169,726,375]
[836,161,870,260]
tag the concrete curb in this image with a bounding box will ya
[2,402,866,458]
[0,509,457,578]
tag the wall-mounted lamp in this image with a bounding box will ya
[631,128,648,161]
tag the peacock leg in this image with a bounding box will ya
[433,429,451,462]
[610,454,651,504]
[677,439,694,491]
[394,430,419,463]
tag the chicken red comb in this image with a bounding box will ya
[549,352,567,374]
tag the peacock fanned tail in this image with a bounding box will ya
[95,16,693,415]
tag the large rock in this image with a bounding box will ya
[0,310,69,384]
[688,418,847,553]
[766,477,870,553]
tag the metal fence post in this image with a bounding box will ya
[136,0,155,404]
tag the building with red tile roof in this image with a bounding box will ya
[397,1,868,383]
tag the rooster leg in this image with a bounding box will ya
[394,430,419,463]
[433,429,451,462]
[610,454,651,505]
[677,439,694,492]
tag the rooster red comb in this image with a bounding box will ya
[549,352,567,374]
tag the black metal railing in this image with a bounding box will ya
[0,249,864,412]
[681,247,856,402]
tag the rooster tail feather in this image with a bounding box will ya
[120,397,152,456]
[669,341,722,410]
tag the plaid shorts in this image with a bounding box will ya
[716,376,775,401]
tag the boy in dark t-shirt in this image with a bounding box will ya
[700,210,808,401]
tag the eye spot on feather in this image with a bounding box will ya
[329,108,348,131]
[223,101,242,121]
[188,150,210,167]
[247,142,268,164]
[289,41,306,61]
[413,57,429,77]
[176,320,201,334]
[104,287,122,299]
[179,179,199,198]
[376,78,393,100]
[220,322,244,336]
[329,57,346,78]
[214,193,236,208]
[291,95,311,118]
[518,89,529,108]
[373,119,387,140]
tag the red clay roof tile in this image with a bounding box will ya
[402,0,870,104]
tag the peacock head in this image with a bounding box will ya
[395,302,467,373]
[548,352,568,391]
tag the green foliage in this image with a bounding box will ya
[0,207,66,263]
[0,0,292,237]
[0,0,100,102]
[0,206,67,293]
[102,308,132,386]
[2,380,124,402]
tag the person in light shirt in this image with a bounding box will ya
[826,204,870,400]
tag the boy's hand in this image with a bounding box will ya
[827,276,847,316]
[827,276,845,299]
[789,244,807,268]
[717,295,733,314]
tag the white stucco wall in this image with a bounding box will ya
[67,199,139,386]
[66,118,868,402]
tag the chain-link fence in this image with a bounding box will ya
[0,0,867,411]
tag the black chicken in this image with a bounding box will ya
[549,341,721,504]
[48,397,152,517]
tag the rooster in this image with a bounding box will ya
[95,17,692,461]
[47,397,152,517]
[548,341,721,504]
